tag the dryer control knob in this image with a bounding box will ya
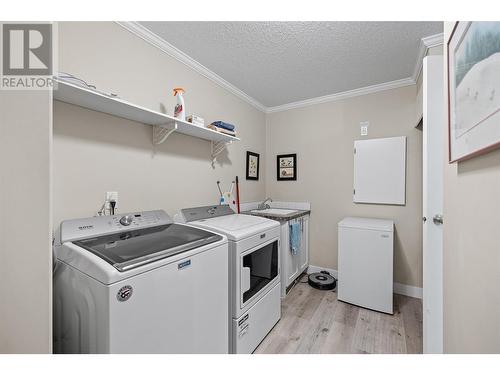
[119,215,134,226]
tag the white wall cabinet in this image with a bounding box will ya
[280,215,309,298]
[353,136,407,205]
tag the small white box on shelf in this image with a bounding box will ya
[187,114,205,127]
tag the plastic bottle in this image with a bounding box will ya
[173,87,186,121]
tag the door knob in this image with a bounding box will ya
[432,214,443,225]
[422,217,427,223]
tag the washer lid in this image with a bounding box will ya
[338,217,394,232]
[190,214,279,241]
[73,223,222,272]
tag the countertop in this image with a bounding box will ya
[242,209,310,222]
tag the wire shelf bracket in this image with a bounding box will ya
[211,140,233,165]
[153,123,177,145]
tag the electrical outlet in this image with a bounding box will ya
[106,191,118,202]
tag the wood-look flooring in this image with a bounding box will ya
[255,276,422,354]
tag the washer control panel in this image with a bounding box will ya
[119,215,134,226]
[112,212,163,229]
[60,210,172,243]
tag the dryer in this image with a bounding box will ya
[179,205,281,354]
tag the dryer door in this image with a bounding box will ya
[240,239,279,308]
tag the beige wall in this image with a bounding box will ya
[53,22,266,225]
[442,22,500,353]
[266,86,422,287]
[0,90,52,353]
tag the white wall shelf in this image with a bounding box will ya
[53,79,239,159]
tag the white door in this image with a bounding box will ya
[422,55,444,354]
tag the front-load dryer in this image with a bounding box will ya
[178,205,281,354]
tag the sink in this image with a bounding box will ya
[250,208,298,217]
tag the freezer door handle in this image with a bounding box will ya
[241,266,251,293]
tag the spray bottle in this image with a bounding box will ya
[173,87,186,121]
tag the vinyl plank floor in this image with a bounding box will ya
[255,277,422,354]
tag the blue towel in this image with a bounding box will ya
[211,121,235,131]
[289,222,301,255]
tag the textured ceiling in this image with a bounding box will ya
[139,22,443,108]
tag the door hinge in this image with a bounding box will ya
[354,148,356,154]
[353,189,356,195]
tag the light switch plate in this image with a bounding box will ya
[360,121,369,136]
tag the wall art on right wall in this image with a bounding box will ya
[448,21,500,162]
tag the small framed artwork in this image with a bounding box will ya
[448,21,500,162]
[277,154,297,181]
[246,151,260,180]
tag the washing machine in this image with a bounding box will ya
[53,209,229,353]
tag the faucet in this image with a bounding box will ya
[258,197,272,210]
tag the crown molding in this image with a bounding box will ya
[116,22,441,115]
[265,77,415,113]
[116,21,268,113]
[412,32,444,83]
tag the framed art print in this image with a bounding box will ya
[246,151,260,180]
[448,21,500,162]
[277,153,297,181]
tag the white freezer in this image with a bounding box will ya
[338,217,394,314]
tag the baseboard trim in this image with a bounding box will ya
[307,265,422,299]
[393,282,423,299]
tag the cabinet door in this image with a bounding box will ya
[285,223,299,287]
[298,216,309,272]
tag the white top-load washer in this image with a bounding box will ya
[53,210,229,353]
[178,205,281,354]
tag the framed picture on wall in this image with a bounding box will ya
[246,151,260,180]
[277,154,297,181]
[448,21,500,162]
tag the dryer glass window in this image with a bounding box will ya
[242,240,279,303]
